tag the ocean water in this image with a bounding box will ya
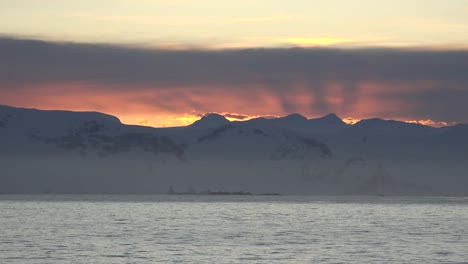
[0,195,467,263]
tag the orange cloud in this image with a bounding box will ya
[343,117,361,125]
[3,38,467,126]
[0,79,458,128]
[405,119,455,128]
[0,83,287,127]
[137,118,151,125]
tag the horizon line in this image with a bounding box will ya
[3,34,468,52]
[0,104,460,129]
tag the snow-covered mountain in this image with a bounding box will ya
[1,105,467,195]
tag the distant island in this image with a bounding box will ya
[167,186,280,196]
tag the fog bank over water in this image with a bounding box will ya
[1,105,467,195]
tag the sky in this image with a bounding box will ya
[1,0,468,127]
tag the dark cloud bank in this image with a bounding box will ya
[1,36,468,123]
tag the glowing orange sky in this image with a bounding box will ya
[1,0,467,129]
[0,81,454,128]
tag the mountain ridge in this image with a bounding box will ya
[1,104,467,196]
[1,104,460,130]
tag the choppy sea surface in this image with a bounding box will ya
[1,195,467,263]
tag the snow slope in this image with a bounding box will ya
[1,105,467,195]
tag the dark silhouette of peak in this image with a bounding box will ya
[272,113,308,128]
[200,113,229,123]
[281,113,307,121]
[190,113,230,129]
[0,104,122,128]
[352,118,434,134]
[310,113,345,124]
[354,118,387,127]
[245,113,347,131]
[322,113,341,121]
[307,113,347,131]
